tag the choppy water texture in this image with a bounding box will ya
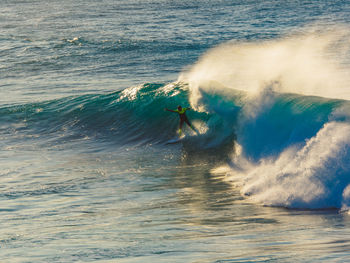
[1,0,350,262]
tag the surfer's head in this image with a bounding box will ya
[177,105,182,111]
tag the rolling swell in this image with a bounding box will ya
[1,82,348,151]
[0,83,221,147]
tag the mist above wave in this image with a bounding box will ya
[181,25,350,109]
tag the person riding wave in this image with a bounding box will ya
[165,105,197,136]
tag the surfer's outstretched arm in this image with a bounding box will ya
[165,108,177,113]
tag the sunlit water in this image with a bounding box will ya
[3,144,350,262]
[1,0,350,262]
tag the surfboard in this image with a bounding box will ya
[165,136,185,145]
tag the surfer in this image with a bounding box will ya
[165,106,197,136]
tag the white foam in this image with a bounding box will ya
[235,122,350,209]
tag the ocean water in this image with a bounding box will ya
[1,0,350,262]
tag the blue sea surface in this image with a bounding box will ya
[1,0,350,262]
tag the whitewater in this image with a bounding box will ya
[1,0,350,262]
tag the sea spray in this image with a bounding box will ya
[180,26,350,106]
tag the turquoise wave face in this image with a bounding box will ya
[237,93,344,161]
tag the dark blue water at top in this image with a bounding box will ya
[1,0,349,105]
